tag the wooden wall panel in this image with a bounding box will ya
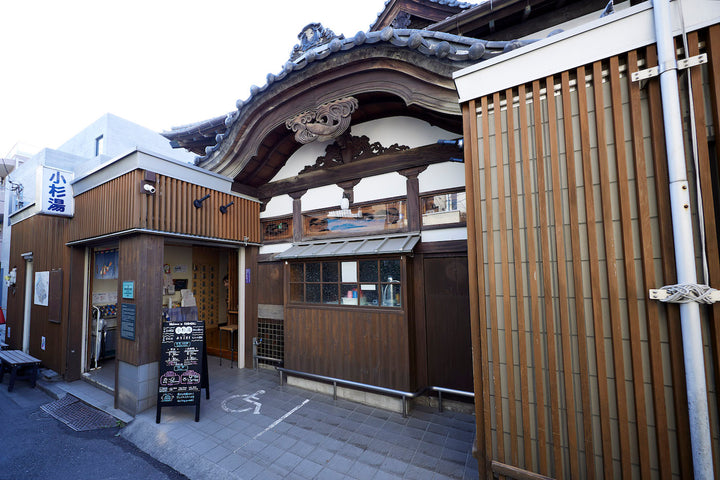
[69,170,261,244]
[463,33,720,479]
[116,234,164,366]
[65,246,86,381]
[6,215,72,374]
[257,262,283,305]
[284,306,410,391]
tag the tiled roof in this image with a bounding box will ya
[368,0,477,30]
[191,25,547,164]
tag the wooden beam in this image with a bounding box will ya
[255,143,462,199]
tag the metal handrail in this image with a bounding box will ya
[276,366,473,417]
[430,386,475,413]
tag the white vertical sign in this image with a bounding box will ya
[41,166,74,216]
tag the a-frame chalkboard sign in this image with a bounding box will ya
[156,307,209,423]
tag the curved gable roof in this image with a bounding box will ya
[185,25,537,187]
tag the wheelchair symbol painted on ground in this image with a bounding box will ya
[221,389,265,414]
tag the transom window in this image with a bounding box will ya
[262,217,293,242]
[289,258,401,307]
[421,190,466,226]
[303,200,406,238]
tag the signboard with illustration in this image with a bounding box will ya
[156,313,208,423]
[34,271,49,306]
[40,166,74,217]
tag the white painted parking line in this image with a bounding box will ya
[233,399,310,453]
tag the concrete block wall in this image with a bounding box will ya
[117,360,158,416]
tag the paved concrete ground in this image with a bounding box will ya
[42,358,479,479]
[0,376,187,480]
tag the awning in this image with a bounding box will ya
[273,232,420,260]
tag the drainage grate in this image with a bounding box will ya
[41,395,118,431]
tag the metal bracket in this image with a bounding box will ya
[631,53,707,82]
[649,283,720,304]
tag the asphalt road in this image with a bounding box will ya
[0,381,187,480]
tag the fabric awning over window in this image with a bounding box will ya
[273,233,420,259]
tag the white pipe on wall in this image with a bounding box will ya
[22,257,33,353]
[237,247,246,368]
[653,0,713,477]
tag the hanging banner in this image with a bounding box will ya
[94,249,118,280]
[40,166,74,217]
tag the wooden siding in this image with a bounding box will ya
[69,170,261,243]
[116,235,164,367]
[462,31,720,480]
[284,306,410,391]
[6,215,72,374]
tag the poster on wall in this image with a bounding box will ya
[34,271,49,306]
[95,249,118,279]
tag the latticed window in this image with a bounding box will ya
[289,258,401,307]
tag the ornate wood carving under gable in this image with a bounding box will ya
[299,132,410,174]
[286,97,359,145]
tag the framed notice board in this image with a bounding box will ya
[156,317,208,423]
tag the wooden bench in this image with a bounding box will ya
[0,350,41,392]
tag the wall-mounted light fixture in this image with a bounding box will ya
[438,138,464,163]
[219,201,234,214]
[193,194,210,209]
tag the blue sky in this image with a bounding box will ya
[0,1,384,157]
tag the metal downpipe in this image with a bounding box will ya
[652,0,713,477]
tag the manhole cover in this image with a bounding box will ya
[41,395,118,431]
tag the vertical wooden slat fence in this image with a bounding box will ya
[464,33,720,479]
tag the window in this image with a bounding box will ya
[95,135,104,156]
[262,217,293,242]
[303,200,406,238]
[421,190,466,226]
[289,258,402,307]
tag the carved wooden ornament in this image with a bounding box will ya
[285,97,359,144]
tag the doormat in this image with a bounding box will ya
[41,394,118,431]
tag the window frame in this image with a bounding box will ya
[286,256,405,309]
[261,215,294,243]
[419,187,467,230]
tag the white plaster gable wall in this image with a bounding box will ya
[354,173,406,203]
[260,194,293,219]
[270,141,328,182]
[418,162,466,193]
[302,184,344,211]
[350,117,457,150]
[265,116,460,214]
[270,117,458,183]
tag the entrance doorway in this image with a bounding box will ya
[85,246,119,392]
[423,256,473,391]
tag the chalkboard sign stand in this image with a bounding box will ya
[156,315,207,424]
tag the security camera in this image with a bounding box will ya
[143,184,156,194]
